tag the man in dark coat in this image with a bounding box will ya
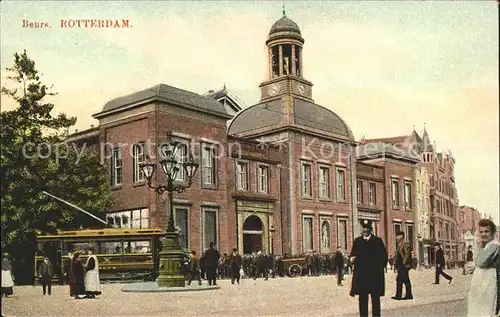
[203,242,220,286]
[433,243,453,284]
[334,246,345,286]
[392,231,413,300]
[229,248,242,284]
[254,250,269,281]
[39,256,53,295]
[349,219,388,317]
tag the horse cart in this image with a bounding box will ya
[281,257,306,277]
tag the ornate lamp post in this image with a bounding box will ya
[140,132,199,288]
[269,225,276,255]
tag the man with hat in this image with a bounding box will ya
[349,219,388,317]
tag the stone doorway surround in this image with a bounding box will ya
[236,200,274,254]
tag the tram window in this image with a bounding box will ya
[123,241,151,253]
[65,242,90,253]
[97,241,122,254]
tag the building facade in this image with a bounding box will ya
[415,166,431,265]
[362,128,461,263]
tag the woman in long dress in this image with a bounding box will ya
[467,218,500,317]
[1,253,14,298]
[84,247,101,298]
[71,252,86,299]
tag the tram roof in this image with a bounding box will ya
[37,228,166,239]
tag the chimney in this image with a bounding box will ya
[91,125,95,128]
[75,129,79,133]
[208,90,214,93]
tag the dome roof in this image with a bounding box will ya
[269,16,301,35]
[227,98,355,141]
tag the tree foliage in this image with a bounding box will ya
[1,50,113,283]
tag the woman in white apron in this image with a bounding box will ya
[1,253,14,298]
[467,219,499,317]
[84,248,101,298]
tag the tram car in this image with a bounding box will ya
[35,228,167,282]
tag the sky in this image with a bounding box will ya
[1,1,498,224]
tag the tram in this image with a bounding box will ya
[35,228,165,282]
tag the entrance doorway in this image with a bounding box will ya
[242,215,263,254]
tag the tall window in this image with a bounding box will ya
[301,163,312,198]
[407,224,414,249]
[174,207,189,250]
[202,208,217,250]
[111,148,123,186]
[404,182,412,209]
[336,168,346,202]
[318,166,330,199]
[257,165,269,193]
[302,216,313,251]
[369,183,376,205]
[356,181,363,204]
[201,145,216,187]
[132,143,145,183]
[236,161,248,190]
[174,143,188,181]
[391,179,399,208]
[337,219,347,250]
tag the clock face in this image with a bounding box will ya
[297,85,305,95]
[269,84,279,96]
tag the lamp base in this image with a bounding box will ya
[156,232,185,288]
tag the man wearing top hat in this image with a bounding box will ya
[349,219,388,317]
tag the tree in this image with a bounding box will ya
[1,50,113,283]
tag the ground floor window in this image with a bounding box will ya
[302,216,313,251]
[202,207,218,250]
[174,207,189,250]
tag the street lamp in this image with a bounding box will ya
[269,225,276,255]
[140,131,199,288]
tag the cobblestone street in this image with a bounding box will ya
[2,269,470,317]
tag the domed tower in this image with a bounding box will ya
[260,11,313,102]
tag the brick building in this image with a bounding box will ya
[356,142,419,254]
[362,128,461,262]
[414,166,431,265]
[227,14,358,256]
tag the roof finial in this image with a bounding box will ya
[282,0,286,17]
[223,82,226,90]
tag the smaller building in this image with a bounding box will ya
[357,141,419,254]
[415,166,431,265]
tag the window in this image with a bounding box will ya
[407,224,414,249]
[236,161,248,190]
[202,208,217,250]
[201,145,216,187]
[174,143,188,181]
[302,216,313,251]
[257,165,269,193]
[301,163,312,198]
[393,223,402,249]
[111,148,123,186]
[438,221,442,238]
[445,223,449,239]
[404,182,412,209]
[391,179,399,208]
[123,241,151,253]
[336,168,346,202]
[318,166,330,199]
[356,181,363,204]
[132,143,146,183]
[337,219,347,250]
[107,209,149,229]
[369,183,376,205]
[174,207,189,250]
